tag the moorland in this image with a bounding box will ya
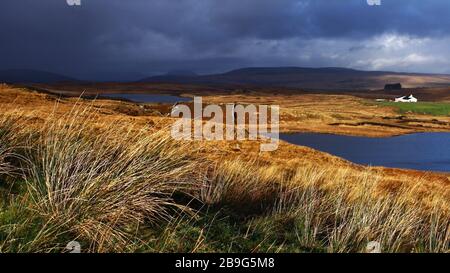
[0,80,448,253]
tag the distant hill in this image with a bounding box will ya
[4,67,450,90]
[0,69,78,84]
[139,67,450,90]
[165,70,198,77]
[140,70,199,84]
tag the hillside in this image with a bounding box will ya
[0,84,448,253]
[0,69,78,84]
[140,67,450,90]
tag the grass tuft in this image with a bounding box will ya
[0,104,448,253]
[1,105,203,252]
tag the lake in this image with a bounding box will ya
[99,93,191,104]
[280,132,450,172]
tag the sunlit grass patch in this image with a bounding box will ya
[0,103,448,253]
[379,102,450,116]
[0,105,204,252]
[197,159,449,253]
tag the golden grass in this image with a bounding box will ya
[202,160,449,252]
[0,86,448,253]
[0,114,22,177]
[0,118,12,176]
[0,105,204,252]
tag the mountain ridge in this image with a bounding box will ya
[2,67,450,90]
[139,67,450,90]
[0,69,79,84]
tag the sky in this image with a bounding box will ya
[1,0,450,81]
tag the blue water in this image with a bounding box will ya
[99,93,191,103]
[280,133,450,172]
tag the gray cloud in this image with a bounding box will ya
[1,0,450,80]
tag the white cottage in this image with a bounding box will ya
[395,94,418,103]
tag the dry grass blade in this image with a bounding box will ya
[19,104,203,252]
[0,113,22,177]
[201,159,450,253]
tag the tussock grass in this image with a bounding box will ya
[0,113,21,177]
[200,160,449,253]
[0,106,203,252]
[0,104,448,253]
[201,160,283,215]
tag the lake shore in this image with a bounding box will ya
[24,83,450,138]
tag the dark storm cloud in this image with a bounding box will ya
[1,0,450,80]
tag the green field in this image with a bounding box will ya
[379,102,450,116]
